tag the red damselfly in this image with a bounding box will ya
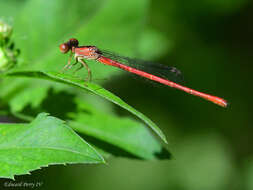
[59,38,227,107]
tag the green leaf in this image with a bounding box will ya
[0,0,162,125]
[9,84,50,112]
[0,113,104,179]
[0,0,168,156]
[0,77,52,113]
[68,97,170,160]
[5,71,167,143]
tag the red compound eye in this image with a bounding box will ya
[59,43,70,53]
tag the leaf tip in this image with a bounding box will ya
[163,137,168,144]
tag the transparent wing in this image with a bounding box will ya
[100,50,183,83]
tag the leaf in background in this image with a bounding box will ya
[68,97,170,160]
[137,28,172,60]
[9,84,50,113]
[0,78,51,114]
[12,0,150,75]
[5,71,167,143]
[0,0,154,121]
[0,113,104,179]
[0,0,168,151]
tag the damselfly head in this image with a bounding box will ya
[59,38,79,54]
[68,38,79,47]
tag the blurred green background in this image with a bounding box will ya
[1,0,253,189]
